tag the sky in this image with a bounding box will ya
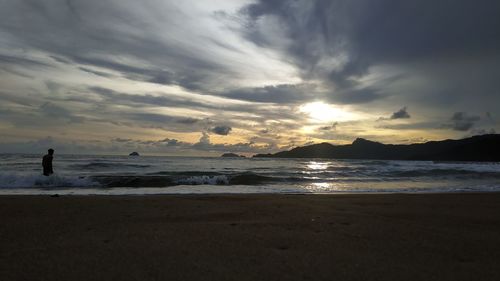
[0,0,499,155]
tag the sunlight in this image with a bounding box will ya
[299,101,357,122]
[306,161,328,170]
[302,161,329,175]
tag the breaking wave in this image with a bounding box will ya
[90,172,292,187]
[70,162,151,169]
[0,173,99,189]
[1,154,499,193]
[383,169,500,179]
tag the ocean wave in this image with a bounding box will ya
[353,160,392,166]
[385,169,500,178]
[90,172,309,188]
[3,168,499,189]
[146,171,223,176]
[0,173,99,188]
[70,162,152,169]
[175,175,230,185]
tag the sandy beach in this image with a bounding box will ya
[1,193,500,281]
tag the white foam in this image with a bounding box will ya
[174,175,229,185]
[0,173,99,188]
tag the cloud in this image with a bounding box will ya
[112,138,133,143]
[330,88,383,104]
[486,112,495,122]
[377,121,439,131]
[211,126,232,135]
[239,0,500,109]
[78,67,114,78]
[319,122,338,131]
[74,56,178,86]
[3,1,266,136]
[448,112,481,131]
[39,102,85,123]
[0,133,277,155]
[0,54,53,68]
[220,84,318,104]
[1,1,500,154]
[0,0,294,93]
[241,1,500,76]
[391,107,410,119]
[467,128,496,137]
[0,136,96,154]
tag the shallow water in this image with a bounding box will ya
[1,154,499,194]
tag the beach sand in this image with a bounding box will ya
[1,193,500,281]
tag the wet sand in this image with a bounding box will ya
[1,193,500,281]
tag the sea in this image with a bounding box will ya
[1,154,499,195]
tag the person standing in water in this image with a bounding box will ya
[42,148,54,176]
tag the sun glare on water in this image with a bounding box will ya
[299,101,357,122]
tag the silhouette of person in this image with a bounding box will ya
[42,148,54,176]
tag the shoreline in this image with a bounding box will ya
[2,184,500,196]
[1,190,500,196]
[2,193,500,281]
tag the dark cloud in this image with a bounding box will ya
[78,67,114,78]
[211,126,232,136]
[112,138,132,143]
[1,1,500,154]
[86,86,304,130]
[391,107,410,119]
[39,102,85,123]
[158,138,180,146]
[449,112,481,131]
[89,86,205,110]
[49,55,71,64]
[0,136,99,154]
[242,0,500,73]
[119,113,205,133]
[0,54,53,78]
[319,122,338,131]
[191,133,273,153]
[74,56,176,86]
[176,118,201,124]
[240,0,500,106]
[377,121,439,131]
[88,86,231,113]
[0,54,52,68]
[220,84,317,104]
[486,112,495,122]
[113,133,272,154]
[0,0,234,91]
[468,128,496,137]
[0,133,278,154]
[331,88,383,104]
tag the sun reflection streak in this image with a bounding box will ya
[303,182,345,193]
[305,161,328,172]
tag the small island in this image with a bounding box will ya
[129,152,140,156]
[221,153,245,158]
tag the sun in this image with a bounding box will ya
[299,101,357,122]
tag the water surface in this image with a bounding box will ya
[1,154,499,194]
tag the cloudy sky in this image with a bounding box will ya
[0,0,499,155]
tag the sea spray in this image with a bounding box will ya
[0,173,99,188]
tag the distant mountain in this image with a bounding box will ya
[253,134,500,162]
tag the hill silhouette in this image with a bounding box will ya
[253,134,500,162]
